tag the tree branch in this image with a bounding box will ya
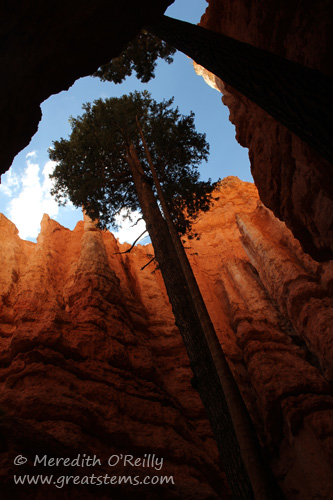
[140,256,156,271]
[114,229,148,255]
[131,216,144,227]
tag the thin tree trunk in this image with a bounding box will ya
[146,15,333,166]
[126,142,254,499]
[135,118,277,500]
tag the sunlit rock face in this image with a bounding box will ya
[199,0,333,262]
[0,213,228,499]
[0,0,173,178]
[0,177,332,499]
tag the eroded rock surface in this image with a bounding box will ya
[0,213,228,499]
[0,178,332,499]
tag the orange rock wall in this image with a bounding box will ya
[0,212,228,499]
[0,177,332,499]
[199,0,333,261]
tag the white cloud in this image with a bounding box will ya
[7,156,59,240]
[113,209,147,244]
[0,169,20,197]
[1,152,146,244]
[26,150,37,158]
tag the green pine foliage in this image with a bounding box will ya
[93,31,176,84]
[49,91,216,237]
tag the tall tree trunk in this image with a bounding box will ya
[135,118,277,500]
[126,143,259,499]
[146,15,333,166]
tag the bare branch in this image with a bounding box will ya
[140,256,156,271]
[114,230,148,255]
[131,217,144,228]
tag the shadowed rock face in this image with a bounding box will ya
[199,0,333,262]
[0,0,173,178]
[0,177,332,499]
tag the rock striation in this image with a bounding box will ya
[0,177,332,499]
[198,0,333,261]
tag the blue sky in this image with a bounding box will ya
[0,0,251,243]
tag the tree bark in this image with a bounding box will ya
[146,15,333,166]
[126,143,256,499]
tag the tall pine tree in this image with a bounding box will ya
[50,91,276,500]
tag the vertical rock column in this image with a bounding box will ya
[221,258,330,442]
[233,203,333,500]
[236,205,333,380]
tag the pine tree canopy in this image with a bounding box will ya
[93,31,176,84]
[49,90,215,237]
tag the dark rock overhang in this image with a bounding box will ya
[0,0,173,177]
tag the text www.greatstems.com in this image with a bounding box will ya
[14,474,175,489]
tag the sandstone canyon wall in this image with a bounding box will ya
[0,177,332,499]
[199,0,333,262]
[0,209,227,499]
